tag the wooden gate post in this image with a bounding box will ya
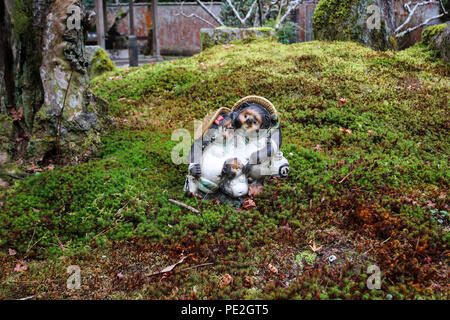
[95,0,106,48]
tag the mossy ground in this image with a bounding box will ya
[0,39,449,299]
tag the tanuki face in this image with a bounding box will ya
[237,109,263,133]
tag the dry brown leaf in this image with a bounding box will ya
[242,198,256,210]
[220,274,233,287]
[248,185,263,197]
[309,241,323,253]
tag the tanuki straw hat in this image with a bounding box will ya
[194,107,231,141]
[231,95,278,118]
[195,96,279,140]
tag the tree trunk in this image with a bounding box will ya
[0,0,102,169]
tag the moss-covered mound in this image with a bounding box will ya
[0,39,449,299]
[422,24,448,45]
[88,47,116,78]
[313,0,395,51]
[422,23,450,63]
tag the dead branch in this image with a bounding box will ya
[195,0,225,26]
[395,0,447,38]
[225,0,259,26]
[168,198,200,214]
[275,0,303,29]
[178,262,214,272]
[175,1,217,28]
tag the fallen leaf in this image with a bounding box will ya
[220,274,233,287]
[248,185,263,197]
[14,262,27,272]
[149,256,186,276]
[426,201,436,208]
[309,241,323,253]
[242,198,256,210]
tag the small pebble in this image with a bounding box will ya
[328,255,337,263]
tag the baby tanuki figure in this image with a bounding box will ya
[184,96,290,206]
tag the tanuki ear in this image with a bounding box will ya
[271,114,279,127]
[240,102,250,108]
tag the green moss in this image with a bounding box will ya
[249,26,275,35]
[422,23,448,46]
[313,0,357,38]
[216,26,238,30]
[1,39,448,299]
[89,48,116,78]
[11,0,32,36]
[295,250,317,265]
[313,0,392,50]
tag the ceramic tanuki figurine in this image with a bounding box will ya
[184,96,289,205]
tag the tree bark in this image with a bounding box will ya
[0,0,102,167]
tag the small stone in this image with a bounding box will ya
[328,255,337,263]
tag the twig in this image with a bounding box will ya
[2,173,25,180]
[22,232,47,259]
[339,171,353,184]
[195,0,225,26]
[275,0,303,29]
[168,199,200,214]
[26,228,36,253]
[178,262,214,273]
[114,200,130,217]
[175,1,217,28]
[395,1,446,38]
[225,0,259,26]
